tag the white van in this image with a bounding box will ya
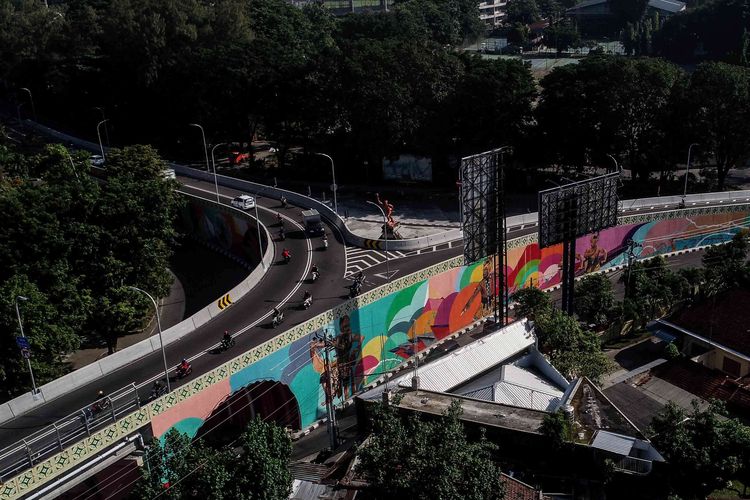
[162,168,176,180]
[231,195,256,210]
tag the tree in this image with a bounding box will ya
[650,401,750,499]
[623,256,689,324]
[540,409,572,449]
[511,286,552,320]
[536,56,685,180]
[506,0,541,25]
[357,400,504,500]
[134,419,292,499]
[574,273,615,326]
[535,309,610,382]
[683,62,750,190]
[609,0,649,26]
[701,230,750,294]
[543,24,581,55]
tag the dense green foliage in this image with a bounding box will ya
[357,400,504,500]
[134,419,292,499]
[510,286,551,320]
[650,401,750,499]
[0,143,180,397]
[574,273,616,326]
[540,409,573,448]
[0,0,532,181]
[654,0,750,64]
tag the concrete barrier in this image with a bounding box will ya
[0,195,274,425]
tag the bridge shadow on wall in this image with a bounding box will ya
[195,381,300,447]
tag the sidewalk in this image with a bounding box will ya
[66,271,186,369]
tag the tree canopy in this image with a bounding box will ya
[0,143,180,397]
[356,400,504,500]
[134,418,293,499]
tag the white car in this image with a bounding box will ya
[231,195,256,210]
[90,155,105,167]
[162,168,176,180]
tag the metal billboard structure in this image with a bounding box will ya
[460,147,509,325]
[538,172,619,313]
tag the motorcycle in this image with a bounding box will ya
[311,270,319,282]
[149,382,168,401]
[176,364,192,379]
[302,295,313,309]
[278,228,286,241]
[272,311,284,328]
[349,282,361,299]
[283,253,291,264]
[220,337,235,351]
[322,237,328,250]
[281,196,288,208]
[91,397,111,414]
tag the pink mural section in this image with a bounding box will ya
[150,378,231,438]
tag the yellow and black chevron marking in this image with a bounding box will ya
[217,294,233,310]
[363,239,382,250]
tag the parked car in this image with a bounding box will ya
[231,195,256,210]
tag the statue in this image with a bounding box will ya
[375,193,401,239]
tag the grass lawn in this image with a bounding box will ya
[602,329,652,351]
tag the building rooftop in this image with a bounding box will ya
[500,472,546,500]
[567,0,685,13]
[664,288,750,359]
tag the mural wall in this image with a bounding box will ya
[179,197,266,267]
[505,211,750,296]
[153,209,750,440]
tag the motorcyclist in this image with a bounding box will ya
[280,196,288,208]
[277,212,283,224]
[272,307,281,319]
[303,290,312,305]
[223,330,232,344]
[282,248,291,262]
[279,227,285,240]
[179,358,190,374]
[311,264,319,278]
[322,235,328,249]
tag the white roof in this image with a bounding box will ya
[458,365,564,411]
[400,319,536,393]
[235,194,254,200]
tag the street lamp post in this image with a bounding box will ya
[63,150,80,181]
[606,154,619,173]
[683,143,699,198]
[20,88,37,122]
[210,143,226,205]
[96,119,109,161]
[366,201,389,280]
[254,200,266,270]
[129,287,171,392]
[94,107,110,146]
[315,153,338,215]
[189,123,211,172]
[14,296,38,395]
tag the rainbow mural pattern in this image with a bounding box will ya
[153,209,750,439]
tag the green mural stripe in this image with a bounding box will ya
[515,260,541,287]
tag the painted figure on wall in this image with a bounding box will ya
[335,315,363,399]
[577,232,607,273]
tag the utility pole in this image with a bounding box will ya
[314,331,338,450]
[624,239,641,298]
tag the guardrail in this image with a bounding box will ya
[0,193,274,427]
[0,384,140,482]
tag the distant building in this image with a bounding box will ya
[479,0,508,28]
[566,0,686,36]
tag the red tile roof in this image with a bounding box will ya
[669,288,750,357]
[500,473,541,500]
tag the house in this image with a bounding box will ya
[566,0,686,36]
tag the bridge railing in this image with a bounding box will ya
[0,384,140,482]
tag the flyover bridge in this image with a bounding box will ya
[1,178,749,499]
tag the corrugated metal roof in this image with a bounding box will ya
[493,381,561,411]
[503,365,564,393]
[462,385,494,401]
[289,479,348,499]
[399,319,535,393]
[590,430,637,456]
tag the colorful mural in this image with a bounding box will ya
[155,210,750,440]
[505,211,750,296]
[179,198,265,266]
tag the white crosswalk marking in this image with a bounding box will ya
[344,247,410,277]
